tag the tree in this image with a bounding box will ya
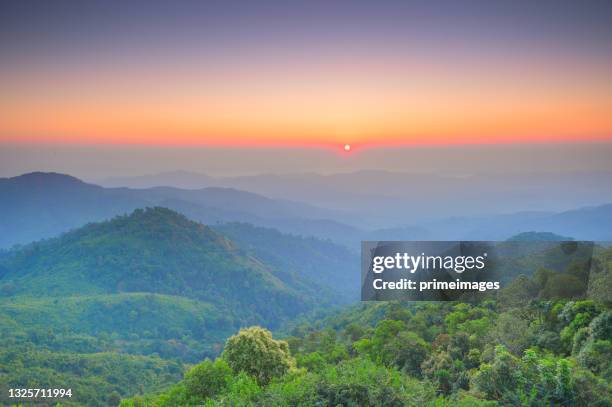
[471,345,523,400]
[488,312,534,355]
[578,340,612,379]
[421,351,454,394]
[589,310,612,342]
[222,326,295,385]
[389,331,430,377]
[184,358,232,400]
[353,320,430,376]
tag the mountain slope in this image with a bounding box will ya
[157,197,363,248]
[212,222,359,300]
[0,293,233,361]
[0,207,334,328]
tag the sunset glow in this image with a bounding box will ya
[1,1,611,148]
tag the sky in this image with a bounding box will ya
[1,143,612,179]
[1,0,612,149]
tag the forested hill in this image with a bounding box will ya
[0,207,358,406]
[213,222,359,300]
[122,246,612,406]
[0,207,338,327]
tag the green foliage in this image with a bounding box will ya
[254,358,435,407]
[590,310,612,342]
[296,351,326,372]
[488,312,534,355]
[354,320,430,377]
[126,291,612,407]
[0,346,182,407]
[214,371,262,406]
[184,359,232,401]
[0,208,355,406]
[222,326,295,385]
[470,345,612,406]
[309,358,434,407]
[213,222,358,300]
[559,300,602,352]
[0,293,232,362]
[4,223,612,406]
[0,208,330,329]
[540,274,588,300]
[578,340,612,379]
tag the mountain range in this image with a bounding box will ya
[1,171,610,406]
[2,172,611,252]
[101,169,612,227]
[0,172,359,249]
[374,204,612,242]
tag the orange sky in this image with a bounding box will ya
[2,58,611,147]
[2,3,612,148]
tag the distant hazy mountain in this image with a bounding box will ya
[0,172,145,248]
[104,170,216,189]
[2,172,611,250]
[370,204,612,241]
[135,185,347,221]
[507,232,573,241]
[0,172,360,248]
[0,207,337,328]
[99,170,612,227]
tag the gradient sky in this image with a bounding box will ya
[2,143,612,179]
[1,0,612,148]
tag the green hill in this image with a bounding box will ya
[0,207,352,406]
[212,222,359,300]
[0,207,334,328]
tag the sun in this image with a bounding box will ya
[344,144,351,152]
